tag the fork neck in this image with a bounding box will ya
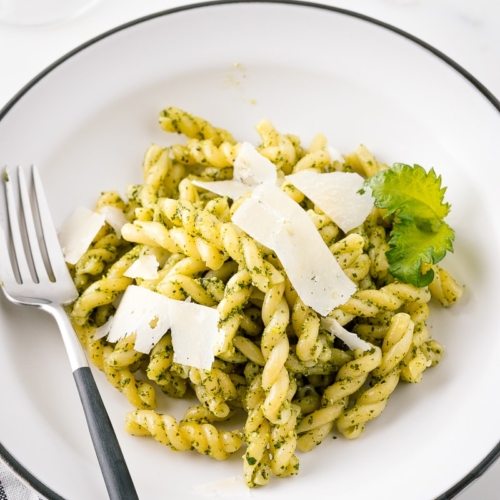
[39,302,89,371]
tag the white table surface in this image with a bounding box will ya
[1,0,499,499]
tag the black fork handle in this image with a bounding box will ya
[47,305,139,500]
[73,367,139,500]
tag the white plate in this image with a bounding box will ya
[1,2,500,499]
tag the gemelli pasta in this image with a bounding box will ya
[67,107,462,487]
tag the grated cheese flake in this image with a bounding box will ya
[58,207,105,265]
[107,285,171,353]
[168,300,219,370]
[285,170,374,233]
[104,285,221,365]
[321,317,372,352]
[233,141,277,185]
[192,142,277,200]
[327,146,345,165]
[93,317,113,340]
[123,254,159,280]
[232,182,356,315]
[98,206,128,237]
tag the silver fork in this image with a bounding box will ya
[0,165,139,500]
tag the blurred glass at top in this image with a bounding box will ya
[0,0,101,25]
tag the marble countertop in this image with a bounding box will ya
[1,1,499,499]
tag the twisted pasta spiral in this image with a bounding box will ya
[243,369,272,487]
[291,297,322,362]
[270,403,300,477]
[70,246,139,324]
[296,346,382,451]
[140,144,171,208]
[158,106,236,145]
[336,313,414,439]
[215,270,253,357]
[329,282,431,326]
[260,282,293,425]
[146,333,187,398]
[171,138,241,168]
[426,264,464,307]
[125,409,244,460]
[219,222,284,293]
[255,119,299,175]
[103,334,156,409]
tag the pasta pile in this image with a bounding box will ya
[67,107,463,487]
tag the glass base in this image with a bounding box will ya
[0,0,101,26]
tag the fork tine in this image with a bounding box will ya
[4,167,33,284]
[32,165,74,286]
[18,166,50,284]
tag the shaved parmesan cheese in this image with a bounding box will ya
[93,317,113,340]
[103,284,220,366]
[107,285,171,353]
[233,141,277,185]
[232,183,356,315]
[168,300,219,370]
[327,146,345,165]
[123,254,159,280]
[98,206,128,237]
[321,317,372,352]
[285,170,374,233]
[191,142,277,200]
[145,246,170,267]
[58,207,105,265]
